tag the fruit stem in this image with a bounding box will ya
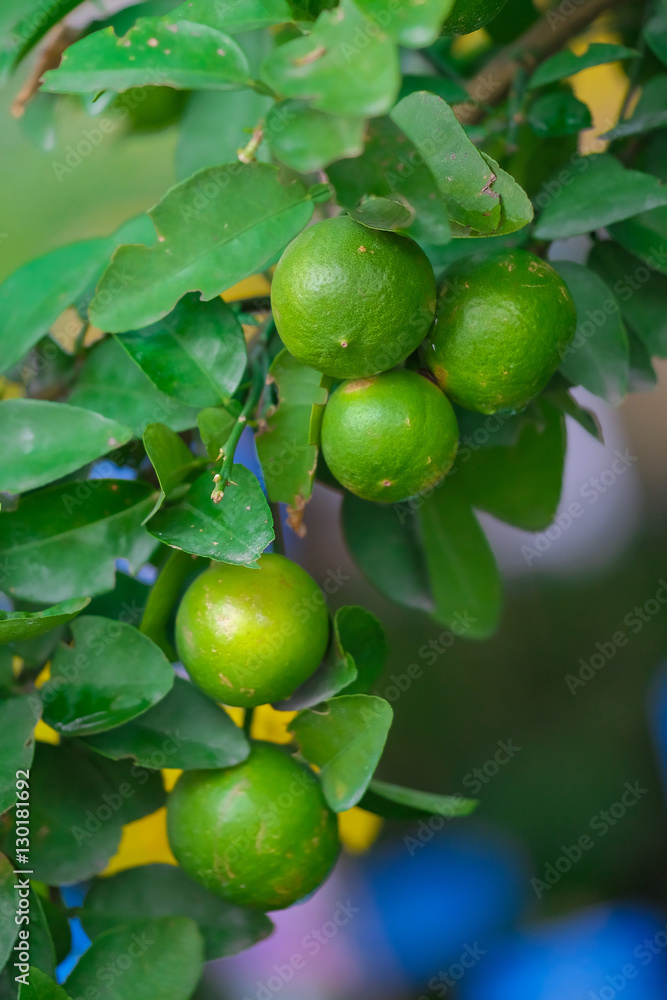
[140,549,206,658]
[211,359,267,504]
[243,707,254,738]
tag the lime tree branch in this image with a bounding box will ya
[211,360,266,504]
[455,0,630,124]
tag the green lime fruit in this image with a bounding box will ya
[167,743,340,910]
[321,369,459,502]
[422,248,576,415]
[440,0,509,35]
[270,216,436,379]
[175,554,329,708]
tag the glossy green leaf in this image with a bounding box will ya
[0,0,85,80]
[69,338,200,434]
[143,423,202,521]
[348,194,415,231]
[527,90,592,137]
[84,676,250,769]
[197,403,242,459]
[589,241,667,357]
[170,0,294,33]
[542,379,604,442]
[27,888,57,978]
[645,7,667,67]
[0,855,18,969]
[334,605,388,695]
[0,216,154,376]
[354,0,454,47]
[554,260,630,404]
[81,864,273,960]
[261,0,400,118]
[417,481,501,639]
[608,208,667,277]
[38,893,72,966]
[290,694,393,811]
[176,89,272,181]
[89,164,314,332]
[64,917,204,1000]
[273,646,357,711]
[18,968,73,1000]
[6,742,123,883]
[88,756,166,825]
[398,74,468,104]
[342,494,434,612]
[359,778,477,819]
[255,350,327,508]
[328,116,452,246]
[0,400,133,494]
[527,43,639,90]
[0,480,157,603]
[42,18,251,96]
[601,74,667,141]
[0,697,39,815]
[534,154,667,240]
[119,294,247,407]
[391,92,532,236]
[0,597,90,646]
[453,400,566,531]
[147,466,273,565]
[41,615,174,736]
[267,101,365,173]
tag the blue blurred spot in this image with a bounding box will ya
[462,904,667,1000]
[56,886,91,984]
[358,826,528,981]
[89,460,137,480]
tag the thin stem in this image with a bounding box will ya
[211,360,267,503]
[269,501,286,555]
[139,549,205,658]
[243,707,254,738]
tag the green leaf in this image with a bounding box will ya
[0,0,85,80]
[176,89,273,181]
[83,676,250,769]
[328,116,452,245]
[170,0,294,33]
[89,164,314,333]
[627,327,658,392]
[390,92,532,236]
[608,208,667,277]
[334,605,388,695]
[273,646,357,711]
[260,0,400,118]
[600,74,667,141]
[38,893,72,966]
[527,90,592,137]
[0,400,133,494]
[197,403,242,459]
[0,597,90,646]
[417,480,501,639]
[0,697,39,815]
[0,855,18,968]
[18,968,73,1000]
[42,18,251,95]
[348,194,415,231]
[453,400,566,531]
[27,888,57,978]
[88,756,166,825]
[147,466,273,565]
[359,778,477,819]
[69,338,200,434]
[118,294,247,407]
[6,742,123,883]
[343,493,434,611]
[645,7,667,67]
[533,154,667,240]
[527,43,639,90]
[290,694,392,811]
[398,74,469,104]
[589,241,667,357]
[41,615,174,736]
[80,864,272,960]
[542,379,604,442]
[0,216,153,376]
[143,423,202,520]
[266,101,365,173]
[0,479,157,603]
[64,917,204,1000]
[554,260,630,404]
[354,0,454,47]
[255,350,327,509]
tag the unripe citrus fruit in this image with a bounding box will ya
[167,743,340,910]
[440,0,509,35]
[270,216,436,379]
[422,248,576,415]
[321,369,459,502]
[175,554,329,708]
